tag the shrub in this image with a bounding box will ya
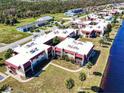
[4,49,13,59]
[79,72,87,82]
[52,36,61,45]
[70,58,75,64]
[64,55,70,61]
[0,58,3,61]
[0,84,9,92]
[86,61,93,69]
[65,78,75,90]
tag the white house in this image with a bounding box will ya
[5,42,51,78]
[55,38,94,66]
[80,25,94,37]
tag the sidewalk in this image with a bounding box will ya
[5,71,34,83]
[0,72,10,82]
[50,63,84,73]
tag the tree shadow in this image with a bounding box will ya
[0,63,5,67]
[107,38,114,42]
[0,58,3,61]
[103,42,111,46]
[0,84,10,91]
[93,71,102,77]
[102,45,109,48]
[91,86,103,92]
[78,91,86,93]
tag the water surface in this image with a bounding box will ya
[102,21,124,92]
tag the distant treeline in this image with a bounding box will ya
[0,0,123,25]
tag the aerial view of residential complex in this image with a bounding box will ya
[0,0,124,93]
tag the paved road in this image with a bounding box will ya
[0,35,33,52]
[0,43,7,47]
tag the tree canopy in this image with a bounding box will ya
[4,49,13,59]
[0,0,123,25]
[0,0,123,19]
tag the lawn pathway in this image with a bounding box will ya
[50,62,83,73]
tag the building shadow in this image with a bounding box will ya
[89,50,101,65]
[26,58,52,78]
[83,50,100,66]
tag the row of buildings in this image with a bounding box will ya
[69,6,122,38]
[5,28,94,78]
[70,14,111,37]
[5,6,123,79]
[64,2,124,17]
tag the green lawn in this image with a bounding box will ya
[0,25,30,44]
[0,17,35,44]
[16,18,37,27]
[0,14,37,44]
[0,65,83,93]
[53,59,81,70]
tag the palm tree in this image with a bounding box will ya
[86,62,93,76]
[99,39,104,47]
[0,84,8,92]
[79,72,86,87]
[65,78,75,93]
[104,33,109,41]
[113,15,118,24]
[106,24,112,33]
